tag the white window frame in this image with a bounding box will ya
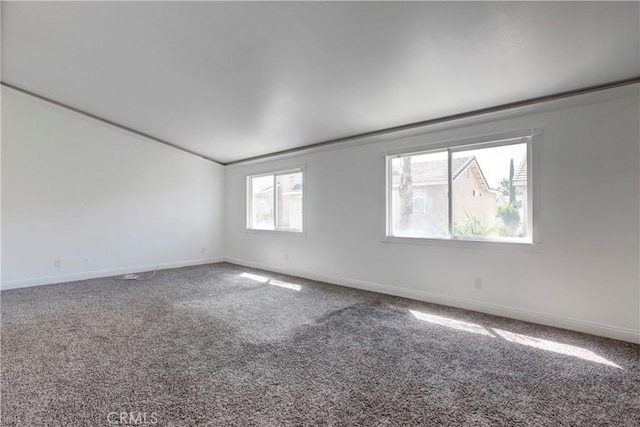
[383,130,540,248]
[246,167,304,233]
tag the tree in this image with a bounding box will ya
[497,204,520,228]
[495,158,522,236]
[509,158,516,205]
[498,178,524,199]
[399,157,413,227]
[497,159,524,204]
[498,178,511,196]
[453,214,495,236]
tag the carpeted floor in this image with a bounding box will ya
[1,262,638,426]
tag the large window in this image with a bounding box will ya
[387,136,531,243]
[247,169,303,232]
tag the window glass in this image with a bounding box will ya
[248,169,303,232]
[250,175,275,230]
[391,151,448,238]
[387,137,530,243]
[452,143,527,238]
[276,171,303,231]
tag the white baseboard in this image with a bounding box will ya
[0,257,225,290]
[3,256,637,344]
[224,257,640,344]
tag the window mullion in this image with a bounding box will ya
[245,177,253,228]
[387,157,394,236]
[247,178,252,229]
[273,174,278,230]
[447,149,453,237]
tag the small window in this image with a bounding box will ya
[412,190,426,215]
[387,136,531,242]
[247,169,303,232]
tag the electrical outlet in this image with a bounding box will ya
[83,257,90,264]
[284,252,289,261]
[54,259,61,268]
[201,247,206,254]
[474,277,483,289]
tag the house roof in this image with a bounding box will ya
[512,157,527,186]
[408,156,473,184]
[392,156,491,191]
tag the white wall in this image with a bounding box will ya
[225,85,640,343]
[1,87,225,289]
[3,84,638,343]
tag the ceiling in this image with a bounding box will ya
[2,2,639,164]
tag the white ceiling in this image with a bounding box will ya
[2,2,639,164]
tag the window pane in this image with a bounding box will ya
[391,151,449,237]
[276,171,303,231]
[250,175,274,230]
[452,143,527,238]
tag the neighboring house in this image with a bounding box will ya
[512,156,528,217]
[392,156,500,236]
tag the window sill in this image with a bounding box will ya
[245,228,306,237]
[382,235,537,251]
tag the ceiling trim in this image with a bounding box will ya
[3,77,639,167]
[1,81,223,166]
[225,76,640,166]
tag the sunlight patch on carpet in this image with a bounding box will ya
[410,309,622,369]
[240,272,301,291]
[240,272,269,283]
[270,280,301,291]
[410,310,493,337]
[492,329,622,369]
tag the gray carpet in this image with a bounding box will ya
[1,262,638,426]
